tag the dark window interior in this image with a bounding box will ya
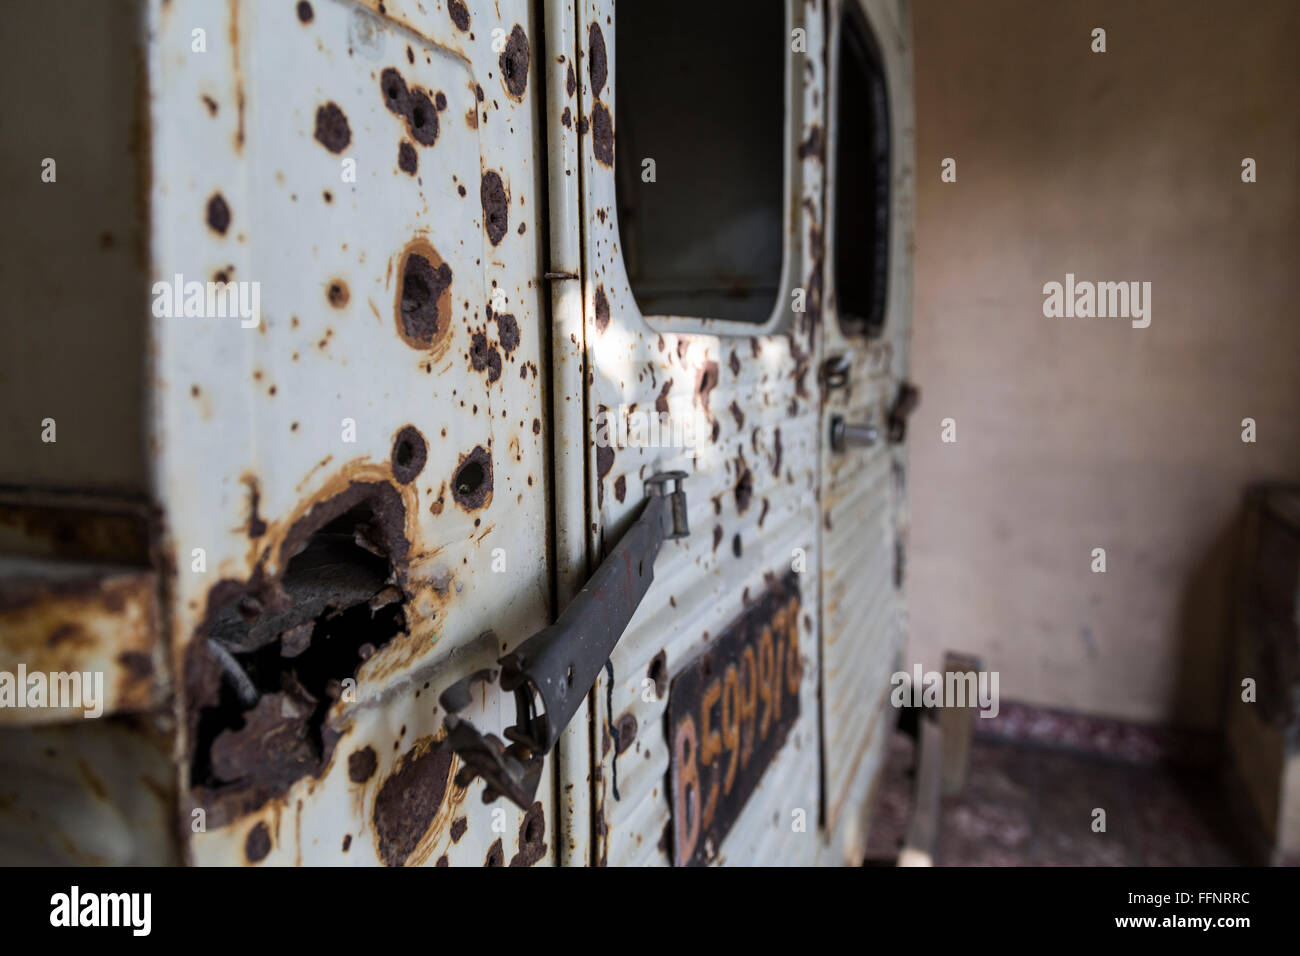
[834,6,891,338]
[614,1,785,324]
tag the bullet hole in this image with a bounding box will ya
[730,401,745,430]
[245,822,271,863]
[772,427,783,478]
[561,107,572,128]
[484,839,505,867]
[499,25,529,100]
[694,360,720,412]
[447,0,469,31]
[647,650,668,698]
[434,91,447,111]
[396,244,454,350]
[206,193,231,235]
[314,102,352,153]
[532,418,541,435]
[407,88,439,146]
[457,184,466,197]
[186,484,410,827]
[734,461,753,513]
[509,801,547,867]
[614,475,626,503]
[450,816,468,843]
[614,712,637,755]
[594,285,610,332]
[296,1,313,24]
[732,533,742,557]
[373,739,453,867]
[588,22,607,97]
[327,280,350,308]
[595,440,614,508]
[469,330,502,384]
[323,190,333,203]
[390,425,427,484]
[494,311,520,355]
[480,170,508,246]
[729,350,741,376]
[348,745,378,783]
[712,525,723,552]
[566,63,576,97]
[381,67,409,116]
[342,834,352,851]
[452,446,492,510]
[202,95,219,116]
[398,141,417,175]
[655,380,672,415]
[591,101,614,166]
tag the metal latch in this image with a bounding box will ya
[830,415,879,452]
[440,472,689,807]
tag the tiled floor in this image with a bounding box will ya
[866,732,1247,866]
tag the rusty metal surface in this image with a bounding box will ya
[147,0,557,865]
[0,557,162,725]
[578,0,828,866]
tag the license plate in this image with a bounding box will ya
[667,571,802,865]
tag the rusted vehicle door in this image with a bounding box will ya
[150,0,557,866]
[817,0,916,862]
[571,0,830,866]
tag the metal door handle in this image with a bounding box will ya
[440,472,689,807]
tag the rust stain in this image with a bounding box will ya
[447,0,469,31]
[206,193,231,235]
[480,170,509,246]
[348,746,377,783]
[469,329,502,383]
[393,237,454,356]
[499,25,530,100]
[313,102,351,153]
[588,23,607,96]
[327,279,350,308]
[594,285,610,333]
[398,141,418,175]
[245,821,271,863]
[509,801,547,866]
[373,736,453,866]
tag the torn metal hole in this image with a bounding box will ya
[188,496,409,823]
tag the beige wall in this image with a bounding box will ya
[906,0,1300,729]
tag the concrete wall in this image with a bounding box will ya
[906,0,1300,729]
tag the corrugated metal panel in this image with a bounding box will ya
[816,0,916,863]
[577,0,829,866]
